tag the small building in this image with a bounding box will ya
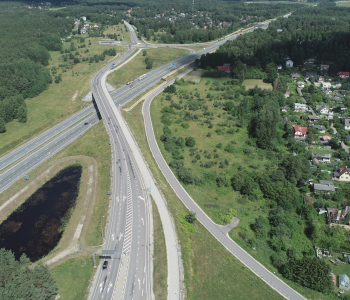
[316,105,329,115]
[286,60,293,69]
[322,82,331,89]
[290,73,300,80]
[320,64,329,71]
[281,106,288,112]
[294,103,307,112]
[337,72,350,79]
[343,118,350,130]
[305,72,317,80]
[277,29,283,33]
[321,135,332,141]
[297,81,304,88]
[327,207,341,224]
[339,104,347,111]
[334,165,350,181]
[308,58,316,64]
[308,115,321,122]
[317,76,324,83]
[277,64,282,70]
[309,124,326,133]
[82,16,86,21]
[284,91,290,98]
[312,153,332,163]
[339,274,349,291]
[333,96,342,102]
[293,125,307,138]
[314,181,335,192]
[218,64,231,73]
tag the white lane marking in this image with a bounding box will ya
[138,196,145,201]
[141,217,144,225]
[138,278,140,289]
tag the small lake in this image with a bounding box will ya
[0,165,82,262]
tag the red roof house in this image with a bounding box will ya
[218,65,231,73]
[293,125,307,138]
[337,72,350,78]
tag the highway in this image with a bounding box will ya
[141,75,307,300]
[88,59,151,300]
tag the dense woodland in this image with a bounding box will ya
[0,248,58,299]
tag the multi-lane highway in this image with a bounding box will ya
[88,60,151,300]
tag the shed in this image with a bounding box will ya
[339,274,349,290]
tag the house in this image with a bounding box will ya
[281,106,288,112]
[290,73,300,80]
[305,72,317,80]
[317,76,324,83]
[321,135,332,141]
[218,64,231,73]
[308,58,315,64]
[293,125,307,138]
[339,274,350,291]
[334,165,350,181]
[81,16,86,21]
[309,124,326,133]
[286,60,293,69]
[308,115,321,122]
[320,64,329,71]
[81,28,87,34]
[277,29,283,33]
[333,96,342,102]
[343,118,350,130]
[297,81,304,88]
[322,82,331,89]
[94,24,99,28]
[277,64,282,70]
[314,181,335,192]
[337,72,350,79]
[339,104,347,111]
[316,105,329,114]
[327,207,341,224]
[294,103,307,112]
[284,91,290,98]
[312,153,332,163]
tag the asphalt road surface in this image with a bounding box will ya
[142,75,307,300]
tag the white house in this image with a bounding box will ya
[297,81,304,88]
[294,103,307,112]
[286,60,293,69]
[322,82,331,88]
[344,118,350,130]
[316,105,329,115]
[82,16,86,21]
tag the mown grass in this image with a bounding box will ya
[50,256,97,300]
[242,79,273,90]
[151,197,167,300]
[107,47,189,89]
[0,26,127,157]
[122,101,284,300]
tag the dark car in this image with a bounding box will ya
[103,261,108,269]
[84,122,89,125]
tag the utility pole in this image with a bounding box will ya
[192,0,194,26]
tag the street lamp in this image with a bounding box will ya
[101,216,105,238]
[142,244,154,258]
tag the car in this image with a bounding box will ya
[103,261,108,269]
[84,122,89,125]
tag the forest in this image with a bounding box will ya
[0,6,74,132]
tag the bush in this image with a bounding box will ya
[185,211,197,223]
[185,137,196,147]
[181,122,190,129]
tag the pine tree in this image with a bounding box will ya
[0,117,6,133]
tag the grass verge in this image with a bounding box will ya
[152,197,167,300]
[122,102,284,300]
[107,47,189,89]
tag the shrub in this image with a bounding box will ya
[181,122,190,129]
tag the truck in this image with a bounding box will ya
[126,80,134,85]
[139,74,147,81]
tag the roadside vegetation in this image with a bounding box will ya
[122,101,284,300]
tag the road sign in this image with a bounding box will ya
[24,175,29,179]
[102,250,115,255]
[147,187,151,190]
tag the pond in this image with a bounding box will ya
[0,165,82,262]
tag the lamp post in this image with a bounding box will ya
[101,216,105,238]
[142,244,154,258]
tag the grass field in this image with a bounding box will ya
[122,101,284,300]
[242,79,273,90]
[337,1,350,7]
[0,26,127,157]
[183,70,203,83]
[107,47,189,89]
[51,256,96,300]
[148,75,334,299]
